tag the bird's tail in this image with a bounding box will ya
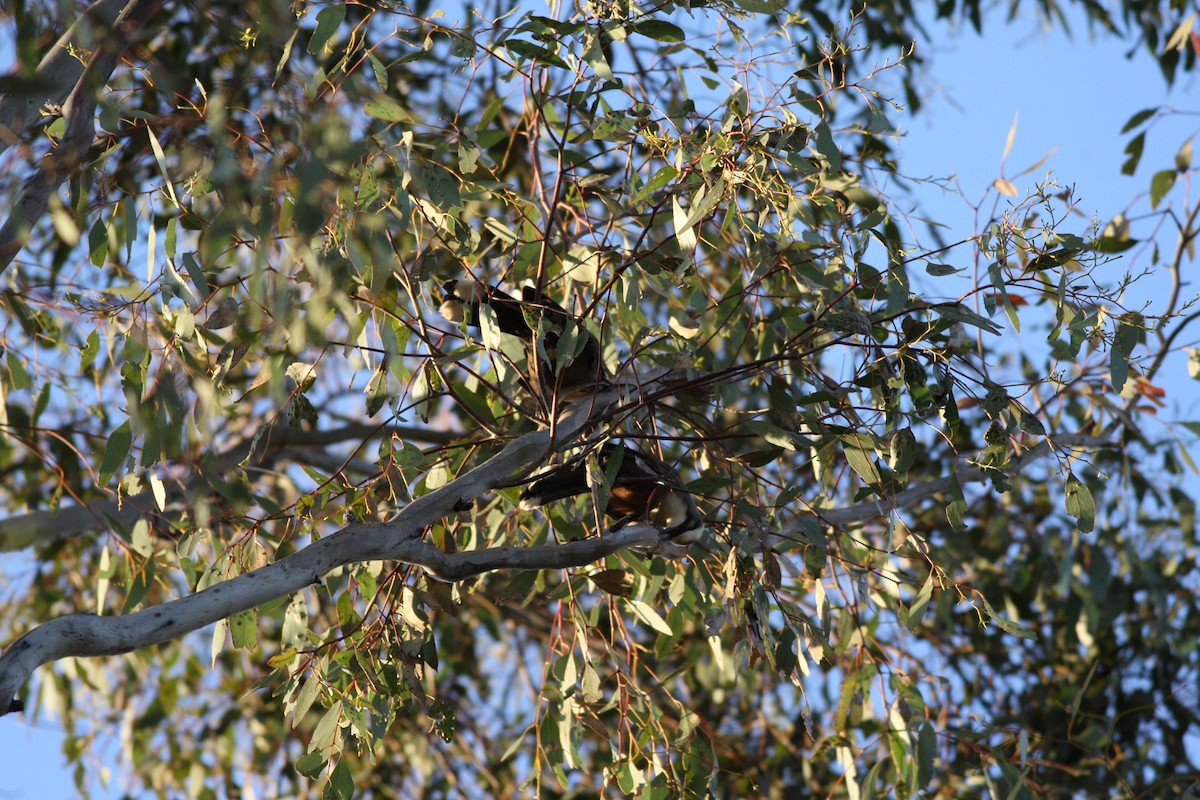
[518,462,590,510]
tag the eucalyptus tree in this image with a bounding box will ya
[1,0,1198,797]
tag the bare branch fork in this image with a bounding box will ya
[0,395,659,717]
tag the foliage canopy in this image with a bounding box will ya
[2,0,1200,797]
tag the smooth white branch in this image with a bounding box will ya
[0,396,622,716]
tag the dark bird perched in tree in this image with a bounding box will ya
[438,279,530,338]
[519,443,705,544]
[438,279,608,403]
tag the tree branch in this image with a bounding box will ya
[0,0,163,272]
[408,524,662,581]
[0,395,618,716]
[0,0,128,152]
[775,433,1114,544]
[0,370,1117,717]
[0,372,670,552]
[0,421,452,552]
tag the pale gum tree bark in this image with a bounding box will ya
[0,393,641,716]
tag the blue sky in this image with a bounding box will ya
[897,9,1200,428]
[903,10,1192,225]
[0,5,1193,798]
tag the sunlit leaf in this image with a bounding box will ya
[1150,168,1176,209]
[1177,138,1194,171]
[992,177,1017,197]
[307,4,345,54]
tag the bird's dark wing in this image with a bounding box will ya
[520,443,705,543]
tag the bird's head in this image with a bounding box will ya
[438,279,483,323]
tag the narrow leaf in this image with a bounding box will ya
[1176,138,1193,172]
[633,20,685,42]
[842,440,881,485]
[1120,107,1157,133]
[1164,12,1197,52]
[671,194,698,252]
[946,470,966,531]
[230,608,258,649]
[1002,111,1018,159]
[1150,169,1176,209]
[146,127,180,208]
[307,4,345,55]
[367,52,388,91]
[148,473,167,512]
[364,97,413,123]
[99,421,133,484]
[906,572,934,631]
[925,263,962,276]
[630,600,674,635]
[1064,474,1095,533]
[1122,131,1146,175]
[813,120,842,173]
[993,177,1017,197]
